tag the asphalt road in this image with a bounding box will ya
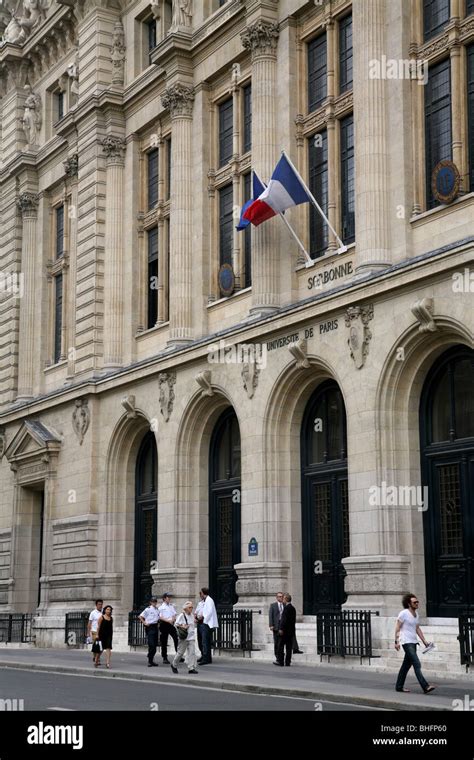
[0,667,380,711]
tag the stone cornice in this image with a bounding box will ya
[1,239,472,424]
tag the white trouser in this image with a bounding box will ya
[173,636,196,670]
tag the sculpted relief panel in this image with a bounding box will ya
[1,1,51,45]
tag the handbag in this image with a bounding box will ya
[176,614,188,640]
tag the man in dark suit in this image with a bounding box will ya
[269,592,284,659]
[275,593,296,667]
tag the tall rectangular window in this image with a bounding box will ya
[425,58,452,207]
[243,84,252,153]
[147,18,157,51]
[56,205,64,259]
[308,131,328,258]
[147,227,158,329]
[339,15,353,94]
[308,35,327,112]
[423,0,450,41]
[340,115,355,244]
[243,173,252,287]
[468,45,474,190]
[219,98,233,166]
[147,149,159,209]
[468,0,474,15]
[56,91,64,121]
[219,184,233,267]
[54,273,63,364]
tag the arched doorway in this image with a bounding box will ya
[209,408,241,608]
[420,346,474,617]
[134,431,158,609]
[301,380,349,614]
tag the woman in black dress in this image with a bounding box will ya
[97,606,113,669]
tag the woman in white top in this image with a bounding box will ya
[171,602,198,674]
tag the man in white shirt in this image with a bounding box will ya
[139,596,160,667]
[394,593,435,694]
[158,592,179,664]
[87,600,103,664]
[194,597,205,657]
[197,587,218,665]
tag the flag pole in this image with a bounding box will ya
[278,212,314,268]
[253,171,315,268]
[281,149,348,254]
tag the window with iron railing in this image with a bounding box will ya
[219,183,233,268]
[219,98,233,167]
[147,149,159,209]
[243,84,252,153]
[147,227,158,329]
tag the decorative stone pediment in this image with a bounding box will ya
[4,419,62,483]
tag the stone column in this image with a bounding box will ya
[102,135,126,369]
[16,192,39,400]
[161,83,195,346]
[353,0,391,274]
[241,20,280,315]
[65,155,79,380]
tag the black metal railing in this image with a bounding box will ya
[458,614,474,672]
[128,610,148,647]
[0,614,34,644]
[316,609,379,664]
[213,608,256,657]
[65,612,90,647]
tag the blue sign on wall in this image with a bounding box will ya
[248,537,258,557]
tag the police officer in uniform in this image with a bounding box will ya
[139,596,160,667]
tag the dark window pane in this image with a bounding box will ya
[438,463,463,555]
[56,205,64,259]
[468,0,474,14]
[468,45,474,192]
[308,34,327,112]
[423,0,450,41]
[327,388,344,459]
[432,368,451,442]
[147,149,159,209]
[219,183,233,268]
[219,98,233,167]
[147,227,158,329]
[425,58,452,208]
[138,436,157,495]
[243,173,252,288]
[312,482,332,562]
[339,15,353,94]
[453,358,474,439]
[340,114,355,244]
[243,84,252,153]
[230,416,241,478]
[56,91,64,120]
[310,396,326,464]
[147,18,156,51]
[308,130,328,258]
[54,274,62,364]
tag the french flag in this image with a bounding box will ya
[243,154,311,226]
[236,172,266,231]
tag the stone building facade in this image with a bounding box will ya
[0,0,473,666]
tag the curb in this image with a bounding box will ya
[0,660,451,711]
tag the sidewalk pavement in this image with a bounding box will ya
[0,648,472,711]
